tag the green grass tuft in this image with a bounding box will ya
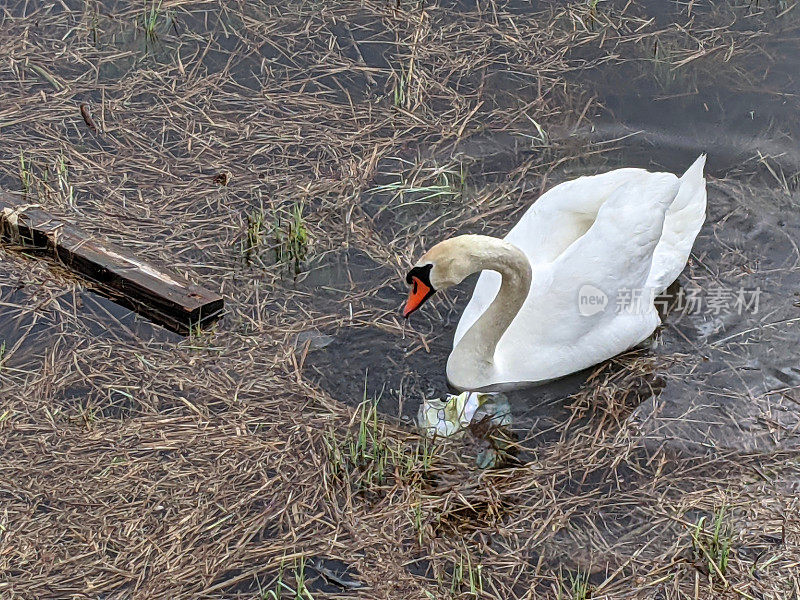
[291,558,313,600]
[241,202,309,272]
[691,505,733,584]
[584,0,603,30]
[324,382,437,494]
[19,151,32,194]
[392,64,409,108]
[244,208,269,255]
[449,552,484,597]
[142,1,163,45]
[558,568,591,600]
[261,558,314,600]
[56,152,75,208]
[274,202,309,272]
[16,150,77,205]
[325,397,394,490]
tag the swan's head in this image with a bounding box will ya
[403,236,486,318]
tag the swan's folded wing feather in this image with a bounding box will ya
[454,169,681,348]
[646,154,707,292]
[504,168,652,264]
[454,172,682,350]
[524,172,681,343]
[455,168,653,346]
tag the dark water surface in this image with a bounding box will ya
[1,0,799,454]
[308,0,800,453]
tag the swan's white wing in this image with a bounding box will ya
[454,172,681,385]
[454,167,664,348]
[504,168,653,264]
[646,154,707,292]
[528,172,680,344]
[487,173,680,384]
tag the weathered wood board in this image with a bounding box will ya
[0,193,223,333]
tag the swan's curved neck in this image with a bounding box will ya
[447,238,532,390]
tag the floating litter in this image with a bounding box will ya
[417,391,512,438]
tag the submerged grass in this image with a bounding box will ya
[371,162,468,206]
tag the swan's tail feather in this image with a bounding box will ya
[669,154,706,212]
[645,154,708,293]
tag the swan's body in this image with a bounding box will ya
[403,155,707,392]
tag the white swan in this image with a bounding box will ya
[403,155,707,392]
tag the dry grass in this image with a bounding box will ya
[1,0,799,598]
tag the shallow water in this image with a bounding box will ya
[1,0,799,454]
[306,0,800,453]
[0,279,180,381]
[2,3,800,597]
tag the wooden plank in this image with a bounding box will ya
[0,192,224,334]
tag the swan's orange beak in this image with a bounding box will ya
[403,276,432,318]
[404,264,436,318]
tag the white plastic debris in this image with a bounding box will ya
[417,391,482,438]
[417,391,512,438]
[417,392,512,437]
